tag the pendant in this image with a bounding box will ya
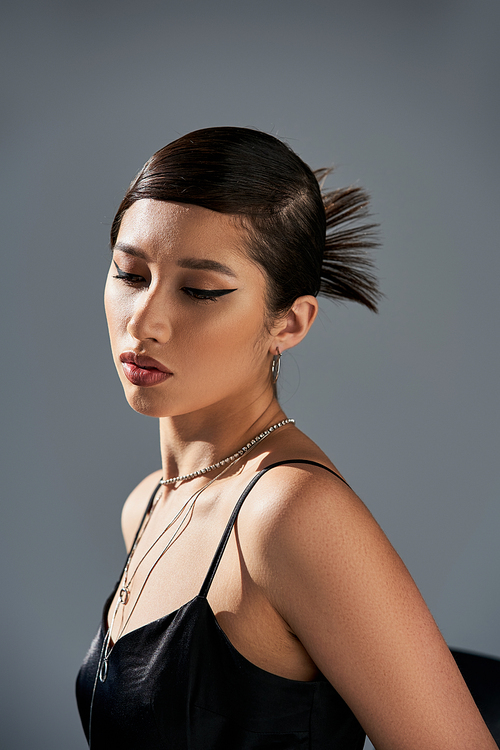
[99,658,108,683]
[119,586,130,605]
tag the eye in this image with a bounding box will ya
[112,261,146,286]
[182,287,237,303]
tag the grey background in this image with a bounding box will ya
[1,1,499,748]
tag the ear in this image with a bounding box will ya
[269,295,318,353]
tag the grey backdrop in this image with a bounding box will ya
[1,1,499,748]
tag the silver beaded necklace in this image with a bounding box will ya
[159,418,295,485]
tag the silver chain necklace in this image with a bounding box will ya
[96,416,295,684]
[159,418,295,485]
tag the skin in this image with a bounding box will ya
[104,198,496,749]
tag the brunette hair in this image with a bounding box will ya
[110,127,380,317]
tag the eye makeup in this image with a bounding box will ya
[112,261,237,303]
[182,287,237,302]
[112,261,145,285]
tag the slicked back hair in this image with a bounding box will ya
[110,127,380,320]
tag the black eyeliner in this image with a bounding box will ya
[112,262,237,298]
[112,260,127,277]
[186,288,238,297]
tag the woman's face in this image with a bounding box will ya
[104,199,275,420]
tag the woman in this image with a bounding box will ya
[76,127,496,749]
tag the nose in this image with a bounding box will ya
[127,286,171,344]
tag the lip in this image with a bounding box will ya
[119,351,173,387]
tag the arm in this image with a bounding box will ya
[255,466,496,750]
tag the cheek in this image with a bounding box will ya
[216,316,271,376]
[186,305,267,354]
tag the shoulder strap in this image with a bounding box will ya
[131,481,161,549]
[199,459,350,598]
[115,481,161,583]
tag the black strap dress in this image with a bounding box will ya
[76,460,366,748]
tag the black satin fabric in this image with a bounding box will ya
[76,460,366,749]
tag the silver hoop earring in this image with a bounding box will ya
[271,349,282,384]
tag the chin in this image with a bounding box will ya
[123,389,171,419]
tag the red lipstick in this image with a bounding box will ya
[119,352,172,387]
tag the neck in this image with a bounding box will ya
[158,399,286,484]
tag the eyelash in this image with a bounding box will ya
[182,288,233,303]
[112,264,236,303]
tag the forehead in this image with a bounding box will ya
[116,199,250,267]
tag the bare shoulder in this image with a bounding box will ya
[240,458,375,546]
[239,458,384,604]
[244,459,410,630]
[121,469,163,551]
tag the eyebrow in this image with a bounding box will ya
[113,243,237,278]
[176,257,237,278]
[113,242,147,259]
